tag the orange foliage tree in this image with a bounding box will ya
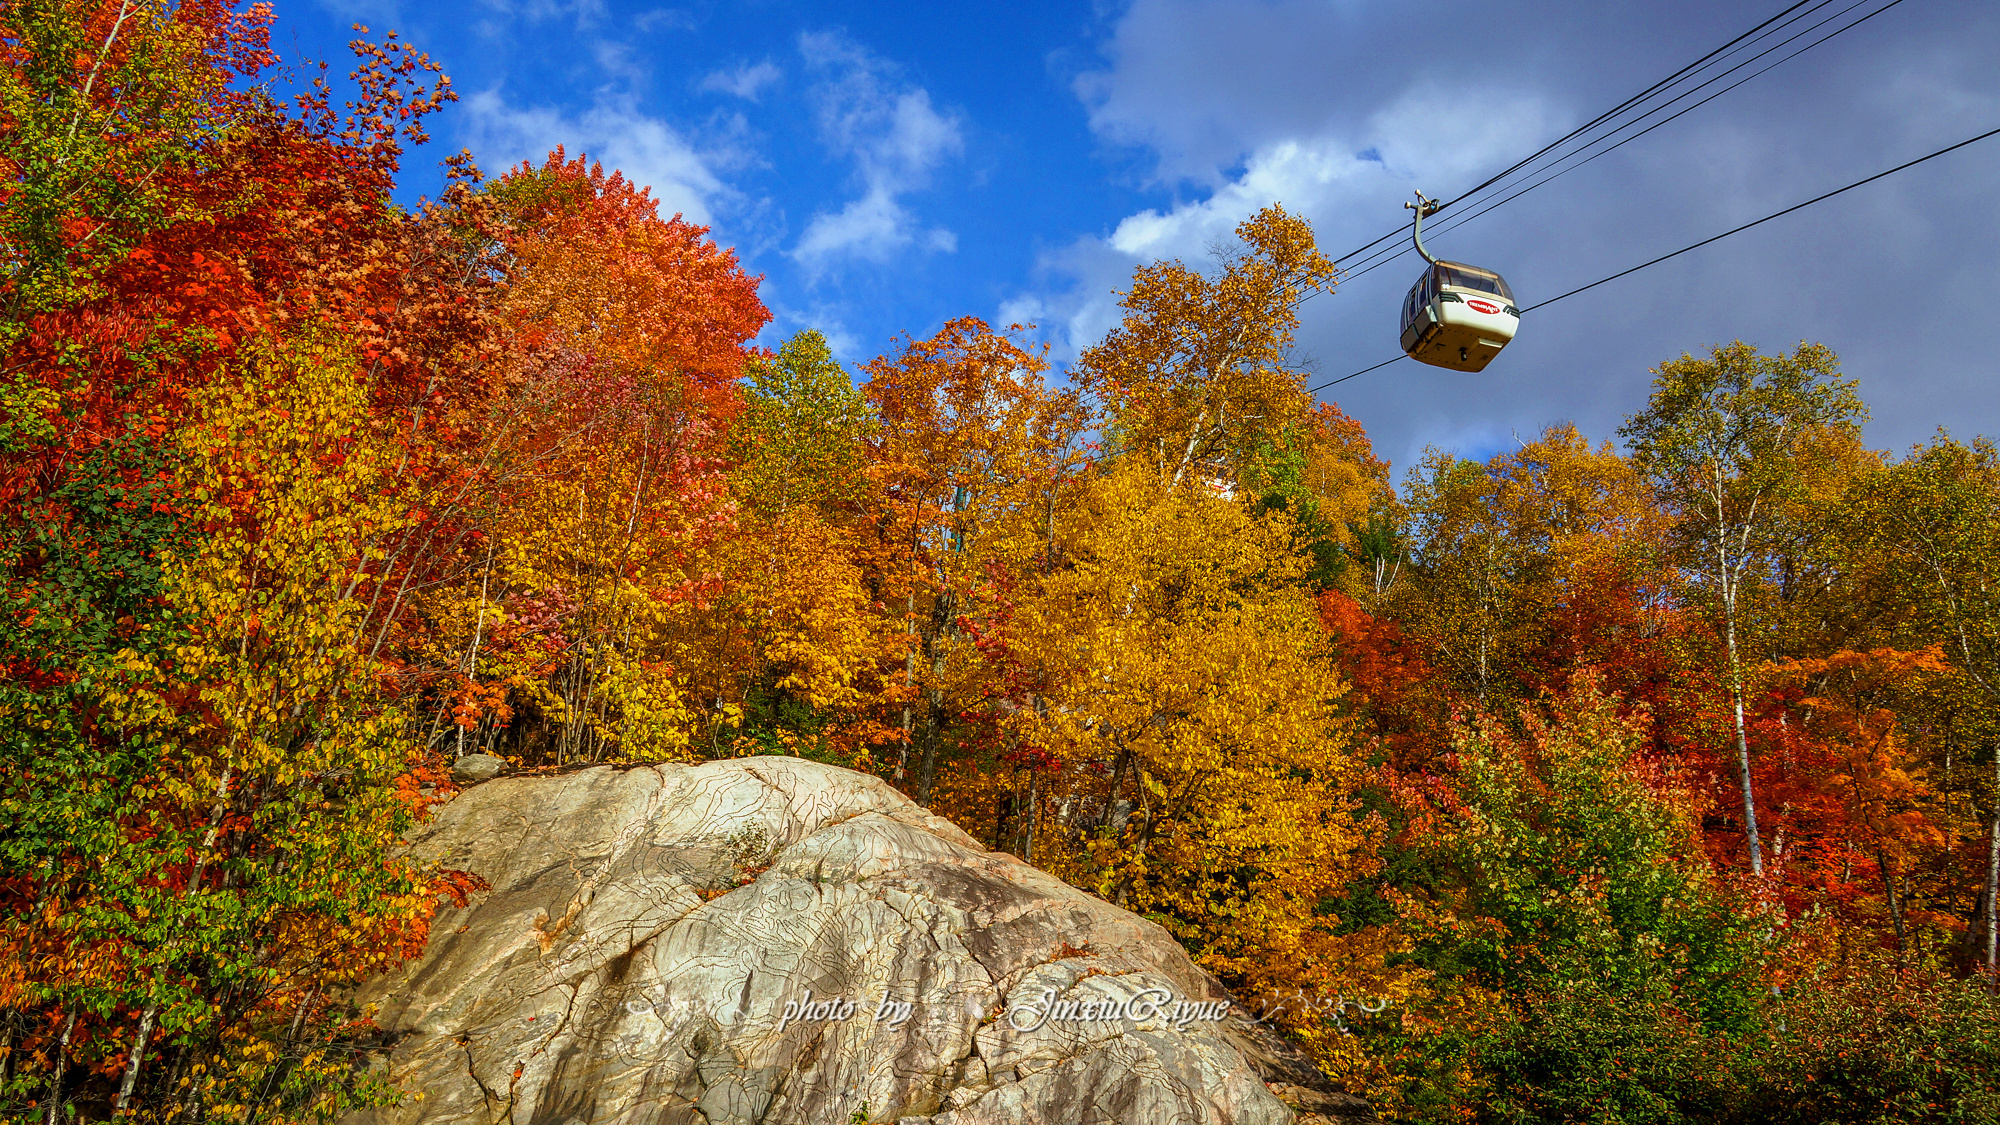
[401,152,769,766]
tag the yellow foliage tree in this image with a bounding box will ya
[1074,205,1335,489]
[666,330,893,762]
[991,458,1398,1043]
[51,331,441,1119]
[1388,423,1671,706]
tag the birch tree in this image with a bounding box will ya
[1855,435,2000,986]
[1073,205,1335,490]
[1619,341,1863,877]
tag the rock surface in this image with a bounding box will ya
[349,757,1371,1125]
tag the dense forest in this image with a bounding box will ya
[1,4,1997,1123]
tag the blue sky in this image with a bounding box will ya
[288,0,2000,472]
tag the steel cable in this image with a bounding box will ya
[1325,0,1842,266]
[1336,0,1912,287]
[1305,123,2000,395]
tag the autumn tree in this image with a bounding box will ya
[1074,205,1335,489]
[80,335,437,1116]
[1620,341,1864,877]
[0,9,483,1118]
[1396,451,1531,708]
[680,329,887,760]
[1760,647,1954,963]
[412,152,768,766]
[999,457,1395,1034]
[1851,436,2000,984]
[1384,424,1670,712]
[861,317,1088,805]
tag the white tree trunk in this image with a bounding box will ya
[1723,588,1763,876]
[1986,748,1999,992]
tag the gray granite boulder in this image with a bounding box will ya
[348,757,1369,1125]
[450,753,509,786]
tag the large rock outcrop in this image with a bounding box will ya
[349,757,1372,1125]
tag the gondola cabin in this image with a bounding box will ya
[1399,260,1519,373]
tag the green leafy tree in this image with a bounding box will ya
[1243,428,1347,592]
[1420,677,1764,1016]
[1379,676,1768,1122]
[730,329,876,522]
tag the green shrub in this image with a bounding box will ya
[1739,968,2000,1125]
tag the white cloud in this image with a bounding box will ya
[790,31,963,276]
[793,187,904,263]
[590,38,648,87]
[1100,86,1563,261]
[700,60,783,101]
[461,88,738,225]
[632,8,696,34]
[1049,0,2000,473]
[759,294,866,365]
[1011,83,1564,363]
[995,293,1046,331]
[474,0,607,27]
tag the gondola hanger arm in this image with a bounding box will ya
[1404,191,1442,266]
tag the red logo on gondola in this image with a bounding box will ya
[1466,299,1500,314]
